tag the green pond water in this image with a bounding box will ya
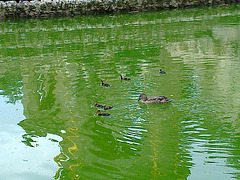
[0,5,240,180]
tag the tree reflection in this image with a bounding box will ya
[0,67,23,103]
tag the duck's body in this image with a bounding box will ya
[96,110,111,116]
[138,93,172,104]
[100,80,111,87]
[159,69,166,74]
[120,75,131,81]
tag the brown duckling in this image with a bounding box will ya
[93,101,105,108]
[119,75,131,81]
[93,101,113,110]
[96,110,111,116]
[159,69,166,74]
[100,80,111,87]
[103,105,113,110]
[138,93,172,104]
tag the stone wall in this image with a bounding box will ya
[0,0,239,19]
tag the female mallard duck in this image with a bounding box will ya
[100,80,111,87]
[159,69,166,74]
[119,75,131,80]
[138,93,172,104]
[96,110,111,116]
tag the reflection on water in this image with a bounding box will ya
[0,4,240,179]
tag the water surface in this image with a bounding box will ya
[0,5,240,179]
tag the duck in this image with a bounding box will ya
[119,75,131,80]
[103,105,113,110]
[138,93,172,104]
[159,69,166,74]
[93,101,113,110]
[93,101,105,108]
[96,110,111,116]
[100,80,111,87]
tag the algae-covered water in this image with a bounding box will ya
[0,5,240,179]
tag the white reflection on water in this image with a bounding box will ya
[0,96,60,180]
[212,25,240,41]
[188,140,239,180]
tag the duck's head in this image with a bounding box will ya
[138,93,147,101]
[119,75,123,79]
[100,80,103,84]
[93,101,98,105]
[96,110,101,114]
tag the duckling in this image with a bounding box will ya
[138,93,172,104]
[159,69,166,74]
[96,110,111,116]
[103,105,113,110]
[93,101,105,108]
[93,101,113,110]
[119,75,131,81]
[100,80,111,87]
